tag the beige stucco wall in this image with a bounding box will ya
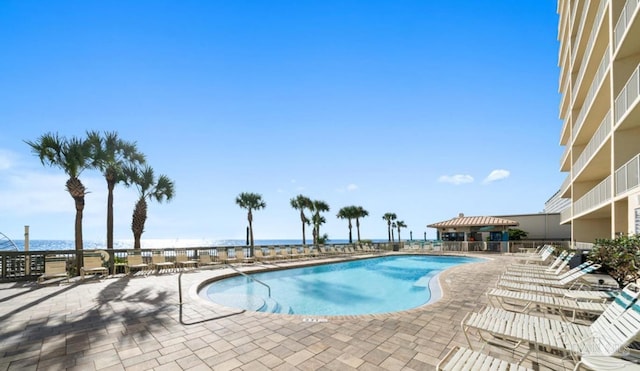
[494,213,571,241]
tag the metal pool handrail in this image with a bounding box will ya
[226,264,271,298]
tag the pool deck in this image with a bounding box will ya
[0,253,573,370]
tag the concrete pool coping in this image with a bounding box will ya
[190,253,490,319]
[0,252,569,370]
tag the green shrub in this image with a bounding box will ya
[588,235,640,288]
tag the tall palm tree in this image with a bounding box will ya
[337,206,359,243]
[87,131,145,250]
[290,194,312,245]
[310,200,330,245]
[382,212,397,242]
[124,165,175,249]
[396,220,407,242]
[354,206,369,243]
[391,222,396,242]
[236,192,266,253]
[25,133,93,271]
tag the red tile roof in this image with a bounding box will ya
[427,214,519,228]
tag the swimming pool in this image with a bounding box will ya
[199,255,482,316]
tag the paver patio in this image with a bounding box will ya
[0,253,571,370]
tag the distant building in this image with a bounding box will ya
[544,190,571,213]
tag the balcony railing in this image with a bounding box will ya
[561,174,572,195]
[571,0,592,63]
[572,48,610,142]
[560,205,572,224]
[615,65,640,124]
[573,0,608,104]
[573,110,612,176]
[615,153,640,195]
[574,175,612,215]
[614,0,640,50]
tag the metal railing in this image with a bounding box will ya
[614,65,640,124]
[573,110,612,177]
[226,264,271,297]
[614,0,640,50]
[615,153,640,196]
[573,48,610,142]
[572,0,608,104]
[574,175,612,216]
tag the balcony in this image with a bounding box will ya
[615,65,640,124]
[572,0,608,104]
[574,175,612,216]
[614,0,640,50]
[572,48,610,142]
[560,205,572,224]
[615,153,640,196]
[571,0,591,64]
[561,174,572,198]
[573,111,612,176]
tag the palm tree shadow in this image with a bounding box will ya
[0,276,176,369]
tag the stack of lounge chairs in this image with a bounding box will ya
[437,245,640,371]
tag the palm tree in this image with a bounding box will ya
[125,165,175,249]
[87,131,145,250]
[290,194,312,245]
[396,220,407,243]
[382,212,397,242]
[354,206,369,243]
[25,133,93,271]
[337,206,359,243]
[236,192,266,253]
[391,222,396,242]
[310,200,330,245]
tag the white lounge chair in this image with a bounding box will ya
[486,288,610,322]
[462,284,640,366]
[436,346,533,371]
[498,263,601,288]
[496,281,618,302]
[507,251,574,274]
[502,260,593,280]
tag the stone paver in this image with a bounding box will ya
[0,253,567,370]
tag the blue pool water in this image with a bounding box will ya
[199,255,482,316]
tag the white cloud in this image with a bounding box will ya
[0,149,16,170]
[346,184,358,191]
[437,174,474,185]
[483,169,510,184]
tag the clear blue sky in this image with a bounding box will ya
[0,1,563,242]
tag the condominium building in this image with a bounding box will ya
[557,0,639,247]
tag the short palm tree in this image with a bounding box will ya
[290,194,312,245]
[382,212,397,242]
[337,206,359,243]
[124,165,175,249]
[396,220,407,242]
[310,200,330,245]
[25,133,93,271]
[236,192,266,253]
[87,131,145,250]
[354,206,369,243]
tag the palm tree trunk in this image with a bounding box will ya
[300,210,306,245]
[107,179,115,250]
[348,220,353,243]
[248,209,254,255]
[73,195,84,274]
[132,198,147,249]
[387,222,391,242]
[356,218,361,242]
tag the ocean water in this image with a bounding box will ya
[8,238,393,251]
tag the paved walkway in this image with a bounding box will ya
[0,253,565,370]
